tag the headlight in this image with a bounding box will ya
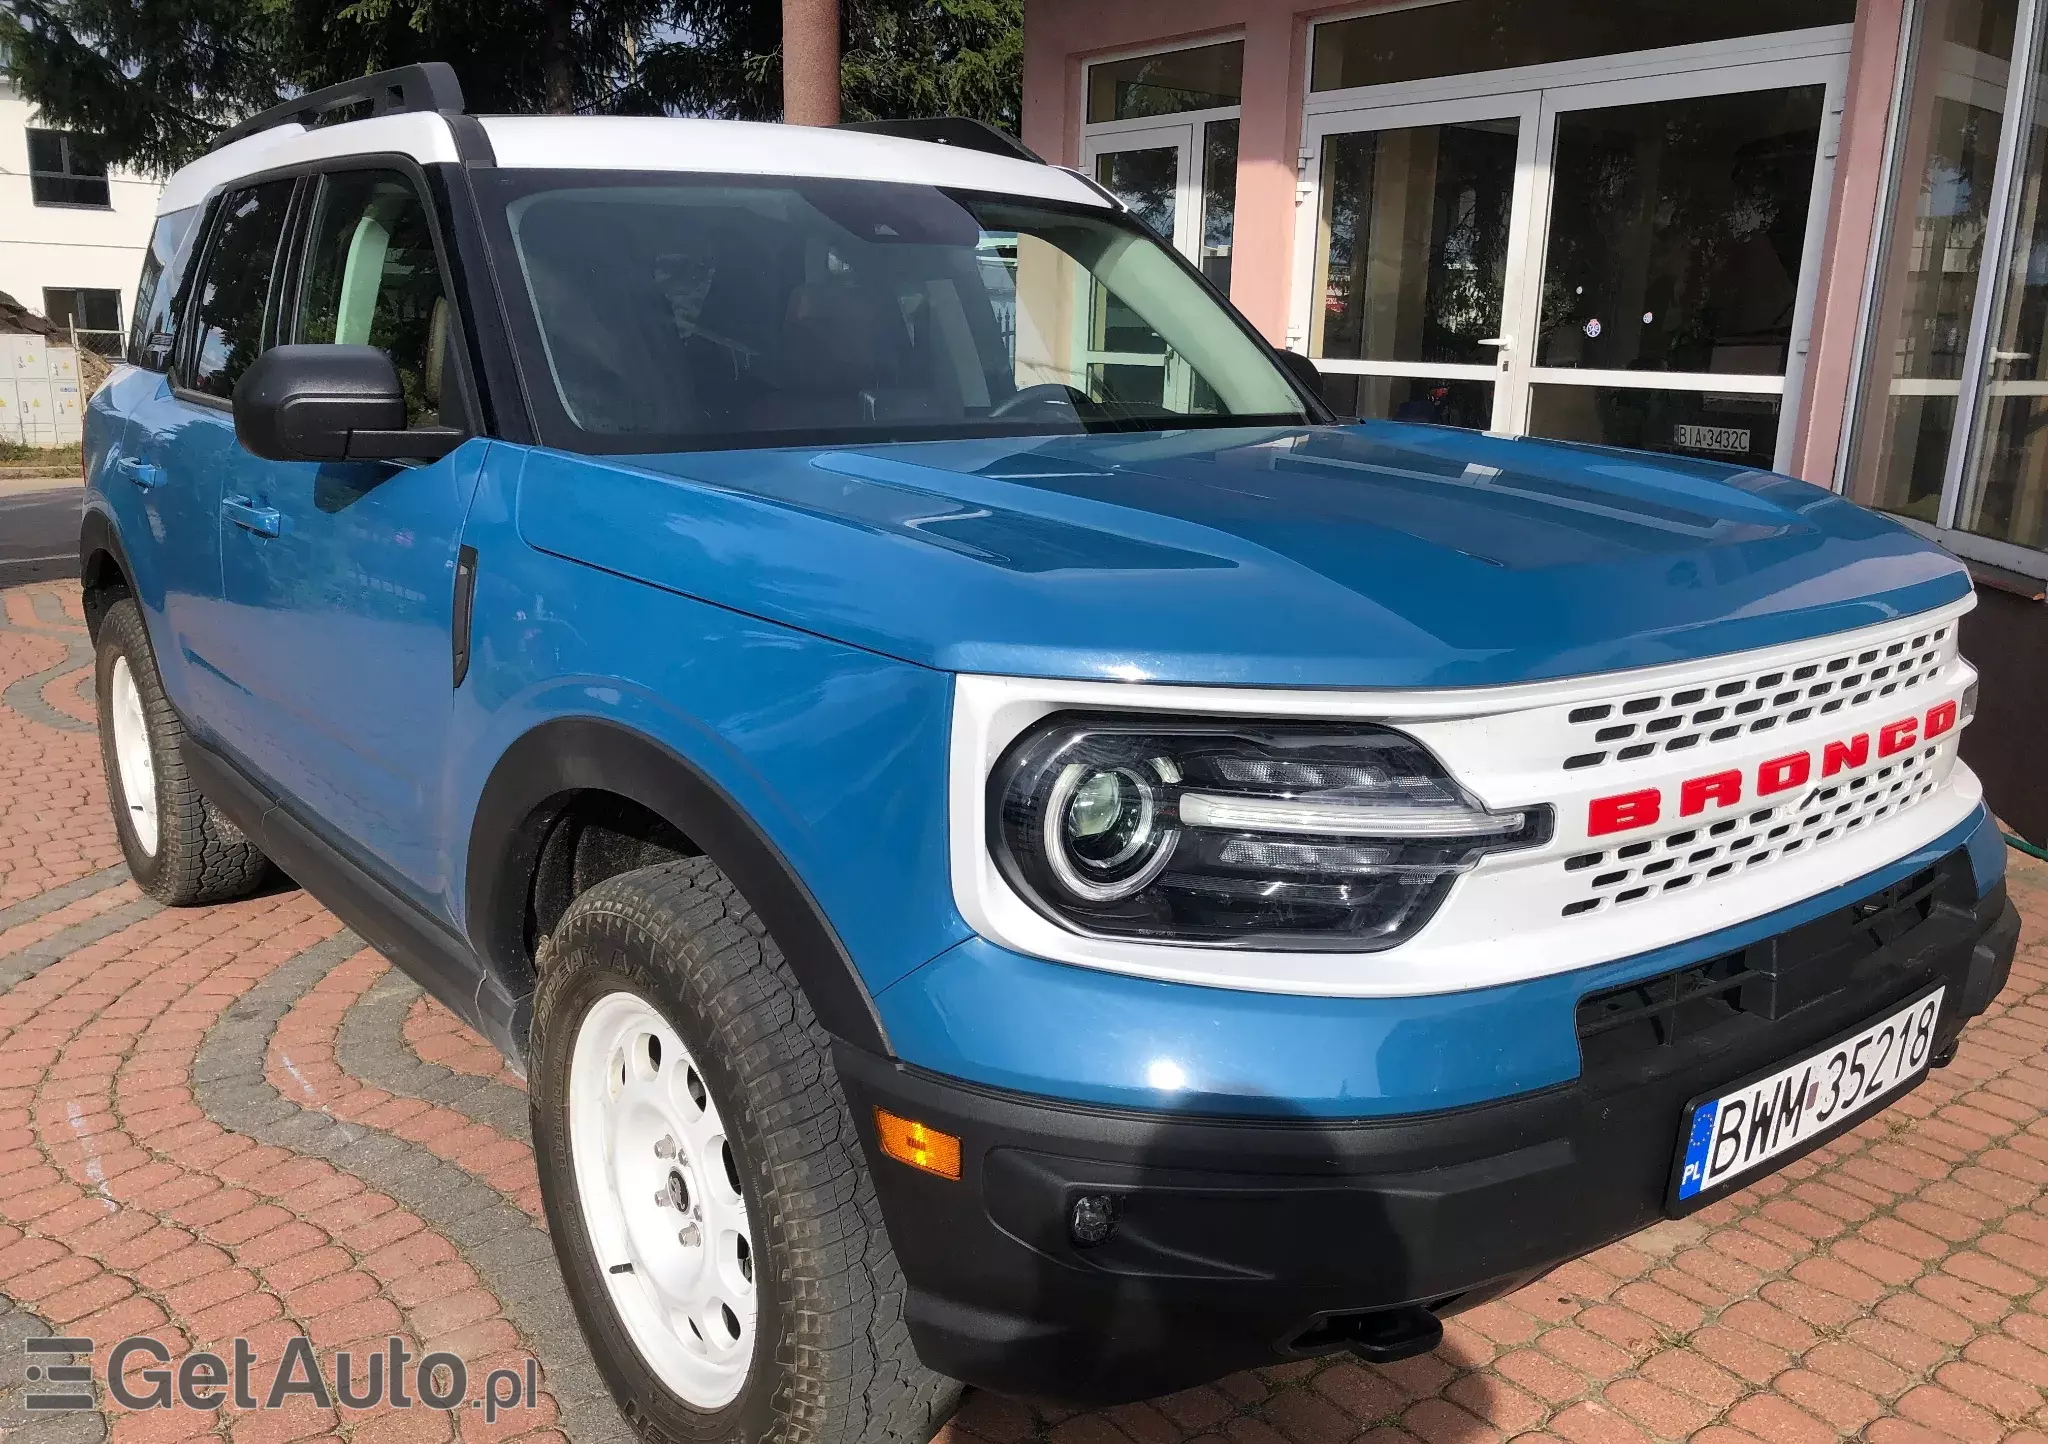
[990,716,1551,951]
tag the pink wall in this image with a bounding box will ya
[1790,0,1906,487]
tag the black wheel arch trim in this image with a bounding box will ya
[465,715,892,1056]
[79,505,137,640]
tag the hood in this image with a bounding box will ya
[514,422,1973,689]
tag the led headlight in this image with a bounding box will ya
[990,716,1551,951]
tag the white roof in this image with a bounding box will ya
[159,111,1104,216]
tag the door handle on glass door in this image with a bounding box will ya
[117,457,165,490]
[1478,337,1513,370]
[223,496,283,538]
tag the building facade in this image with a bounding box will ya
[1025,0,2048,583]
[1022,0,2048,838]
[0,76,161,354]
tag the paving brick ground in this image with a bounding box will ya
[2,575,2046,1444]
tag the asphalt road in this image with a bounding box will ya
[0,484,83,587]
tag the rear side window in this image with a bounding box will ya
[184,179,294,400]
[129,205,203,370]
[294,169,451,427]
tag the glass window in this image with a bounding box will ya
[486,174,1309,452]
[1087,41,1242,123]
[1535,88,1827,376]
[1094,147,1177,242]
[1320,374,1495,428]
[1529,384,1782,469]
[1312,119,1519,368]
[42,288,123,356]
[26,128,111,208]
[1953,11,2048,551]
[1845,0,2023,524]
[1312,0,1855,93]
[295,170,452,427]
[129,206,203,371]
[1200,119,1239,293]
[185,180,294,401]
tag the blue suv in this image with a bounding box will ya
[84,63,2020,1444]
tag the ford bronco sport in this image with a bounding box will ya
[83,60,2021,1444]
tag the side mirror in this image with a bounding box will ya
[1273,346,1323,397]
[233,344,463,462]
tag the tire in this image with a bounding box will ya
[530,857,961,1444]
[94,596,271,905]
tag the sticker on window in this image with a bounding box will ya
[1675,424,1751,455]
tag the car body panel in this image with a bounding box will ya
[211,439,493,903]
[87,371,233,718]
[515,422,1971,690]
[869,804,2005,1116]
[443,446,969,984]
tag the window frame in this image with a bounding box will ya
[170,176,305,409]
[26,127,113,210]
[166,152,480,435]
[1835,0,2048,581]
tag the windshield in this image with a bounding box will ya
[480,172,1315,452]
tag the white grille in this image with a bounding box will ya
[949,598,1983,1000]
[1558,742,1945,918]
[1560,624,1955,772]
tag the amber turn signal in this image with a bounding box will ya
[874,1108,962,1181]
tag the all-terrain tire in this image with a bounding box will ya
[530,856,962,1444]
[94,596,271,905]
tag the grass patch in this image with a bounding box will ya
[0,440,81,469]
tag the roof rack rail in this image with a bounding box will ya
[209,62,466,154]
[837,117,1041,164]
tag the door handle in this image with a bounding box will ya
[223,496,283,538]
[117,457,166,490]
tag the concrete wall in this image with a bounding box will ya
[0,80,162,346]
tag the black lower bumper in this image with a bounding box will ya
[837,853,2020,1405]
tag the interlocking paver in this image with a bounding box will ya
[4,572,2048,1442]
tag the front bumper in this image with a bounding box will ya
[839,850,2019,1405]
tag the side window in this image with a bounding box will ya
[185,180,294,400]
[295,170,452,427]
[129,205,203,371]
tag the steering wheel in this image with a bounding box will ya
[989,383,1093,420]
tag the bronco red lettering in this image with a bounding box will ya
[1878,717,1919,757]
[1821,735,1869,777]
[1924,699,1958,739]
[1757,753,1811,797]
[1588,789,1660,837]
[1680,770,1743,816]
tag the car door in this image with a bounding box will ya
[120,180,297,726]
[215,162,490,911]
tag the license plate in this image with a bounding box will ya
[1672,986,1943,1207]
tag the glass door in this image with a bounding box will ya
[1083,115,1243,410]
[1083,124,1196,408]
[1296,94,1543,430]
[1508,63,1845,472]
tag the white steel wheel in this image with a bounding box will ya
[108,655,159,856]
[568,990,757,1410]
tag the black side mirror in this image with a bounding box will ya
[233,344,463,462]
[1273,346,1323,397]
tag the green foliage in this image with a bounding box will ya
[842,0,1022,132]
[0,0,1025,172]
